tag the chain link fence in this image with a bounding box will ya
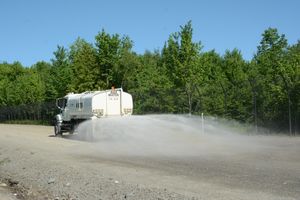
[0,101,58,125]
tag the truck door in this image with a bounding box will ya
[106,89,121,116]
[57,97,70,121]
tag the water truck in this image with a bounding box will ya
[54,87,133,136]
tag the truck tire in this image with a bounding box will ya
[54,122,62,136]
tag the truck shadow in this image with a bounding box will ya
[48,133,95,142]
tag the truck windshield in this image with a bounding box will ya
[56,98,67,109]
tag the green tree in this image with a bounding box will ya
[51,45,72,97]
[255,28,291,133]
[0,63,11,106]
[95,29,121,88]
[162,21,202,114]
[32,61,57,101]
[198,50,224,116]
[222,49,250,121]
[112,36,137,89]
[69,38,100,92]
[129,51,174,113]
[6,69,44,105]
[285,41,300,134]
[243,60,262,132]
[3,62,25,105]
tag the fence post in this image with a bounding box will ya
[201,112,204,134]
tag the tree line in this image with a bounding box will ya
[0,21,299,134]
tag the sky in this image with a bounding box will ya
[0,0,299,67]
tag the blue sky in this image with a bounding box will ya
[1,0,299,66]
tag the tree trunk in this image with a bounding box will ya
[220,83,227,115]
[194,86,202,113]
[249,78,258,133]
[185,83,193,115]
[288,93,292,135]
[280,74,292,135]
[295,113,298,135]
[253,92,258,133]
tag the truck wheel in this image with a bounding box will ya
[54,123,62,136]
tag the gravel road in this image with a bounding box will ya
[0,183,18,200]
[0,123,299,200]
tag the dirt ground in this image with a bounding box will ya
[0,185,18,200]
[0,124,299,200]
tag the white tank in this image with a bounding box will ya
[57,88,133,121]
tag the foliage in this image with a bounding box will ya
[162,21,202,114]
[51,45,72,97]
[128,51,174,113]
[68,38,100,92]
[0,23,299,134]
